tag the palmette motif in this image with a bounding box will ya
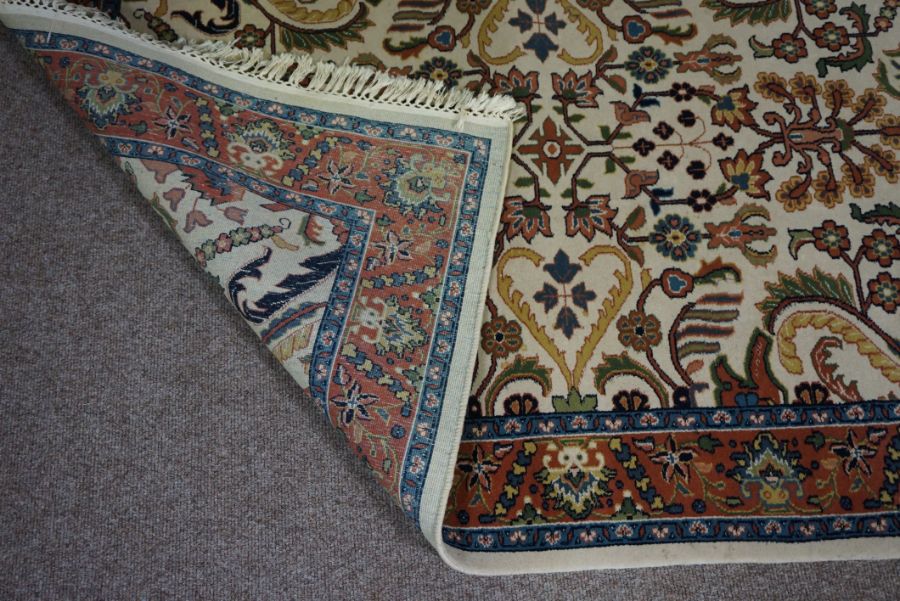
[29,0,900,561]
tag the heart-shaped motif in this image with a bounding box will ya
[476,0,605,66]
[496,245,633,391]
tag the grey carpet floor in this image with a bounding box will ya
[1,25,898,601]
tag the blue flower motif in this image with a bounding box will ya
[508,0,566,62]
[624,47,673,83]
[331,365,379,427]
[649,215,701,262]
[533,250,597,338]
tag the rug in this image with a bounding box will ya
[1,0,898,574]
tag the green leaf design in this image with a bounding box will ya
[552,388,598,413]
[875,58,900,100]
[594,353,668,406]
[624,206,646,231]
[815,4,873,77]
[697,435,723,454]
[282,6,373,52]
[748,35,775,59]
[147,193,177,231]
[694,263,742,286]
[701,0,792,25]
[787,228,815,260]
[805,432,826,451]
[849,202,900,226]
[513,176,534,188]
[756,268,856,320]
[484,356,552,410]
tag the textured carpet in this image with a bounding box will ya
[1,25,898,600]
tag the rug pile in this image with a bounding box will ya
[1,0,898,573]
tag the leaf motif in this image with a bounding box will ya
[557,0,605,65]
[552,388,598,413]
[787,229,815,260]
[624,206,646,231]
[849,202,900,226]
[701,0,792,25]
[757,268,856,319]
[483,355,553,416]
[697,435,723,454]
[478,0,526,65]
[594,353,669,407]
[184,209,212,233]
[748,35,774,58]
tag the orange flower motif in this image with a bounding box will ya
[861,229,900,267]
[492,67,539,101]
[718,150,771,198]
[772,33,808,63]
[480,316,523,358]
[868,272,900,313]
[812,22,849,51]
[616,310,662,352]
[564,194,617,241]
[811,220,850,258]
[500,195,552,242]
[710,86,757,132]
[518,118,584,184]
[551,69,601,108]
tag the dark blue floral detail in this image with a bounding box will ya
[624,46,673,83]
[331,365,379,426]
[649,215,701,262]
[509,0,566,62]
[533,250,597,338]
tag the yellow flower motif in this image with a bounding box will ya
[788,73,821,104]
[753,72,789,100]
[775,176,812,212]
[97,69,128,87]
[853,89,887,123]
[841,163,876,198]
[823,80,854,110]
[865,145,898,184]
[811,170,844,207]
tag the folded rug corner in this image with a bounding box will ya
[2,0,899,575]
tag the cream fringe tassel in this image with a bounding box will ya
[1,0,525,121]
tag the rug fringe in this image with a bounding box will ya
[2,0,525,121]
